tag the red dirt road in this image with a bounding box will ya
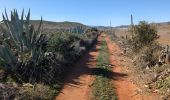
[105,35,160,100]
[56,37,101,100]
[56,34,160,100]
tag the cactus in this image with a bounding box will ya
[0,9,46,67]
[69,26,85,34]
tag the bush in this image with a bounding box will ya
[47,32,85,62]
[46,29,98,82]
[127,21,159,53]
[133,43,161,69]
[47,29,98,63]
[0,82,19,99]
[19,83,55,100]
[125,21,162,69]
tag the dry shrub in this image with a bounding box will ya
[0,83,56,100]
[151,65,170,92]
[0,69,5,81]
[0,82,19,99]
[133,43,161,69]
[19,83,55,100]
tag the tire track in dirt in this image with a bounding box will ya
[56,36,102,100]
[105,35,160,100]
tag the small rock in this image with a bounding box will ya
[0,83,5,89]
[146,66,150,70]
[152,89,159,93]
[144,84,149,88]
[23,83,34,88]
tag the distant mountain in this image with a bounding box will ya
[0,20,88,33]
[92,26,113,30]
[114,25,129,29]
[97,21,170,30]
[93,25,129,31]
[30,20,88,33]
[31,20,86,27]
[1,20,170,32]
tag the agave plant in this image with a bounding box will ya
[0,9,47,68]
[69,26,85,34]
[0,9,49,83]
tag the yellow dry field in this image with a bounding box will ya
[115,25,170,46]
[157,24,170,45]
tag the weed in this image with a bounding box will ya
[91,37,117,100]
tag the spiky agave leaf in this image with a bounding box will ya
[0,9,46,67]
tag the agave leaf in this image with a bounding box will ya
[2,14,9,29]
[20,10,27,47]
[29,25,34,48]
[10,10,18,41]
[5,9,9,22]
[37,17,43,34]
[25,9,31,44]
[3,13,20,51]
[1,9,45,68]
[0,43,16,66]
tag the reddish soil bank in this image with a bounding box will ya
[105,35,160,100]
[56,36,102,100]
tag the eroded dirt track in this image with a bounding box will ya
[56,37,102,100]
[56,34,160,100]
[105,35,160,100]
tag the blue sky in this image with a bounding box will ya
[0,0,170,26]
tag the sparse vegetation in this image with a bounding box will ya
[117,18,170,99]
[91,36,117,100]
[19,83,55,100]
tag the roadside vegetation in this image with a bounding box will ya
[116,16,170,99]
[0,9,98,99]
[91,35,117,100]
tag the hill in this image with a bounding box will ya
[30,20,88,33]
[0,20,88,33]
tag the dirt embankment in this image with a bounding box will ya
[105,35,160,100]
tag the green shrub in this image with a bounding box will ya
[47,32,84,61]
[46,29,98,83]
[127,21,159,53]
[156,76,170,91]
[47,29,98,62]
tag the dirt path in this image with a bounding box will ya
[56,37,102,100]
[56,34,160,100]
[105,35,160,100]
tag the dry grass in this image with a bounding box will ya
[91,37,117,100]
[114,28,128,37]
[157,24,170,45]
[115,24,170,45]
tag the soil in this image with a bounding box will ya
[56,36,102,100]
